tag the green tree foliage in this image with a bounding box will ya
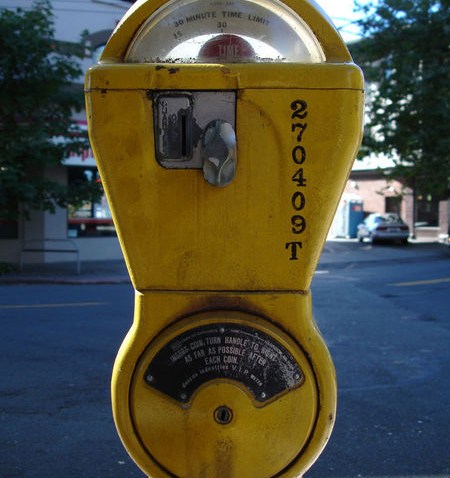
[0,0,100,219]
[351,0,450,196]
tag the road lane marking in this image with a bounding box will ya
[330,475,448,478]
[0,302,107,309]
[390,278,450,287]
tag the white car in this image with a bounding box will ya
[357,213,410,244]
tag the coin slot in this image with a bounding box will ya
[154,94,193,163]
[180,112,189,158]
[153,91,236,170]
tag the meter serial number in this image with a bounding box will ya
[285,99,308,261]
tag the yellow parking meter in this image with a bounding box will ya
[85,0,364,476]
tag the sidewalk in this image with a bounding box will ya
[0,259,130,285]
[318,238,448,269]
[1,240,447,285]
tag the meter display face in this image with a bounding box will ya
[125,0,325,63]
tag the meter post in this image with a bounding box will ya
[85,0,364,476]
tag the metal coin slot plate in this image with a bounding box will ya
[154,91,236,169]
[144,322,304,404]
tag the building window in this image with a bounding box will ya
[67,166,115,237]
[385,196,402,215]
[416,194,439,227]
[0,199,18,239]
[0,217,18,239]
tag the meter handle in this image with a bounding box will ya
[202,120,237,187]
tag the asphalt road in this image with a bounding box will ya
[0,242,449,478]
[309,243,450,478]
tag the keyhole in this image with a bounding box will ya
[214,405,233,425]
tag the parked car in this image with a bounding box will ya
[357,213,410,244]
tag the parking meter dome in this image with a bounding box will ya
[123,0,326,63]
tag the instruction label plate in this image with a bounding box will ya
[144,323,303,404]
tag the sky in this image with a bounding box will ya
[315,0,365,42]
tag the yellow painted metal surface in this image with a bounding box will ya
[131,311,318,478]
[85,0,364,476]
[86,64,363,292]
[112,292,336,478]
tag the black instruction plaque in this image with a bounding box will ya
[144,323,304,404]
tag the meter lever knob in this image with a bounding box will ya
[202,120,237,187]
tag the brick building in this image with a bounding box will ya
[335,158,449,241]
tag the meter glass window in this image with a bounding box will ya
[125,0,325,63]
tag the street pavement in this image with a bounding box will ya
[1,239,447,285]
[1,239,449,478]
